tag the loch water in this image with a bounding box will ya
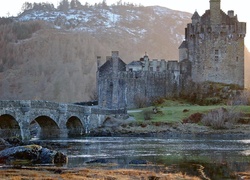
[33,136,250,179]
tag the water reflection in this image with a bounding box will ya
[32,136,250,179]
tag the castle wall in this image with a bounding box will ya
[187,22,245,87]
[97,51,192,109]
[179,47,188,61]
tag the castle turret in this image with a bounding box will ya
[96,56,101,71]
[192,11,200,25]
[210,0,221,25]
[143,53,149,71]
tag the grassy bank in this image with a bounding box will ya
[0,167,201,180]
[128,99,250,124]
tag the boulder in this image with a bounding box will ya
[0,144,67,165]
[129,159,148,165]
[0,138,11,148]
[102,116,123,128]
[86,158,110,164]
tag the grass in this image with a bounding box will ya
[129,99,250,123]
[129,102,221,123]
[0,167,202,180]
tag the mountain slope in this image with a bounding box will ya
[17,5,191,60]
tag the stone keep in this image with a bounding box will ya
[179,0,246,87]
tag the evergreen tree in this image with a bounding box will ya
[70,0,82,9]
[58,0,69,12]
[21,2,33,12]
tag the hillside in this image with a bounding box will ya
[0,4,191,102]
[0,3,249,102]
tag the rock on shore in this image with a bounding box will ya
[0,144,67,166]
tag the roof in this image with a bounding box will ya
[192,11,200,20]
[127,61,142,66]
[178,41,187,49]
[99,57,126,73]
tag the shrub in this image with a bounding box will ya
[12,21,42,40]
[152,97,165,106]
[142,110,152,120]
[134,95,148,108]
[140,123,147,128]
[201,107,241,129]
[230,90,250,105]
[182,113,203,124]
[203,97,221,105]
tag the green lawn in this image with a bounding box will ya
[128,100,250,123]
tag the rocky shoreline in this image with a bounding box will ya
[89,121,250,139]
[0,138,67,168]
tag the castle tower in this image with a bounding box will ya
[210,0,221,25]
[97,51,127,110]
[179,0,246,88]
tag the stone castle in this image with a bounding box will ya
[97,0,246,109]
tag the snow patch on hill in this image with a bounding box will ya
[17,5,191,45]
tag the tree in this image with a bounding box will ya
[102,0,108,7]
[117,0,122,6]
[69,0,82,9]
[70,0,76,9]
[58,0,69,12]
[21,2,33,12]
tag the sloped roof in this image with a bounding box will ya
[192,11,200,20]
[127,61,142,66]
[178,41,187,49]
[99,57,126,73]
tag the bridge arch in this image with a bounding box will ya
[0,114,21,138]
[66,116,84,137]
[31,116,60,139]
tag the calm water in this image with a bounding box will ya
[32,136,250,179]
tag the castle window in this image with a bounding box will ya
[236,57,239,62]
[215,49,219,62]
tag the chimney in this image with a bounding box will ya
[111,51,119,59]
[96,56,101,69]
[228,10,234,18]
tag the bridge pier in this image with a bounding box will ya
[20,128,31,141]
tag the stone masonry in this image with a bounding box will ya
[179,0,246,87]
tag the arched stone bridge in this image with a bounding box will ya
[0,100,107,140]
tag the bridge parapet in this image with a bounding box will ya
[0,100,25,108]
[67,104,87,113]
[91,107,127,115]
[31,100,59,110]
